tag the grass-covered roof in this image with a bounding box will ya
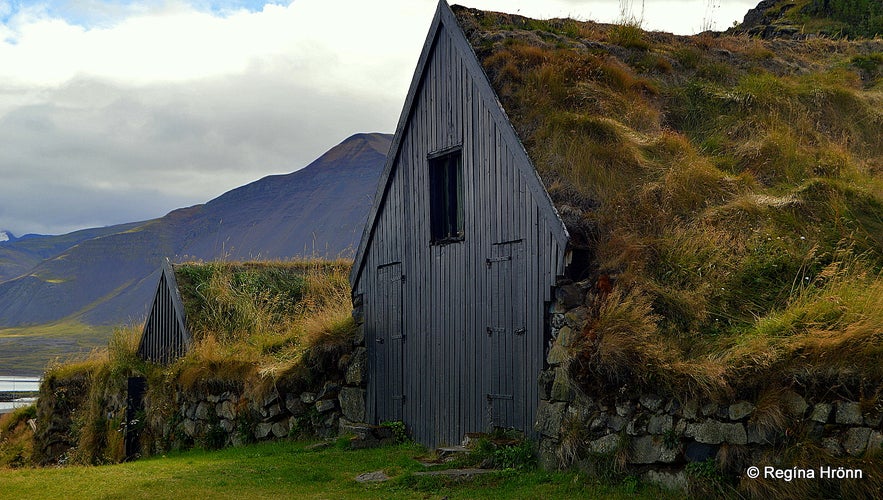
[453,5,883,399]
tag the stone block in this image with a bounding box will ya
[217,400,236,421]
[556,284,582,309]
[822,437,843,456]
[835,402,863,425]
[810,403,832,423]
[648,414,674,435]
[206,393,221,404]
[346,347,368,386]
[564,307,588,329]
[608,415,627,432]
[538,438,559,471]
[339,387,366,422]
[686,421,746,445]
[255,422,273,439]
[844,427,872,457]
[643,470,688,491]
[724,423,747,445]
[616,401,634,418]
[261,393,279,409]
[746,424,776,445]
[674,419,687,436]
[865,412,882,427]
[782,391,808,418]
[538,370,556,400]
[220,419,234,433]
[322,414,339,435]
[262,402,282,420]
[272,421,289,438]
[195,401,212,420]
[535,401,567,439]
[231,433,246,447]
[589,433,620,454]
[556,326,578,348]
[317,381,340,401]
[183,419,198,437]
[590,414,608,432]
[316,399,336,413]
[550,368,575,402]
[630,435,678,464]
[300,392,317,404]
[550,313,566,329]
[626,420,644,436]
[683,400,699,420]
[285,393,306,415]
[701,403,718,417]
[867,431,883,452]
[547,343,569,365]
[639,394,664,413]
[728,401,755,421]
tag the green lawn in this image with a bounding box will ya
[0,440,678,499]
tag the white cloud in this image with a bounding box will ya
[0,0,761,235]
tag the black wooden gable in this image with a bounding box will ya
[137,259,191,364]
[349,0,572,447]
[350,0,569,288]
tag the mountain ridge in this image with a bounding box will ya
[0,132,391,328]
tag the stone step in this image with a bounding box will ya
[436,445,470,462]
[414,468,496,478]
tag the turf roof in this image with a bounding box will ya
[452,5,883,398]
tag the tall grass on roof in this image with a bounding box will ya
[457,6,883,401]
[171,259,355,387]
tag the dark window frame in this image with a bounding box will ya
[428,146,464,245]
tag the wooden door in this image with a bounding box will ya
[485,240,525,430]
[375,263,404,422]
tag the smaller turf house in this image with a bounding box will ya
[137,259,192,364]
[351,0,883,488]
[136,260,319,365]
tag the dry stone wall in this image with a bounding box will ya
[34,338,370,464]
[536,278,883,483]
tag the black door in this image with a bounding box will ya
[374,263,404,422]
[485,240,525,430]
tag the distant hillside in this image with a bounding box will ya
[737,0,883,38]
[0,133,390,328]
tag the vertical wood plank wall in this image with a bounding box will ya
[137,270,189,365]
[356,23,565,448]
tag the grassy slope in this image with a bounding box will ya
[456,7,883,399]
[0,322,113,376]
[0,440,675,499]
[779,0,883,38]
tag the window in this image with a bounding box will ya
[429,148,464,244]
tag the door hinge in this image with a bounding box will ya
[485,255,512,268]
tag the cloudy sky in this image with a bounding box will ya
[0,0,758,236]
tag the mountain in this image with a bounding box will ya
[736,0,882,38]
[0,132,391,328]
[0,231,13,243]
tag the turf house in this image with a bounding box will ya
[350,0,883,479]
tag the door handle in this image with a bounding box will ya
[376,337,384,344]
